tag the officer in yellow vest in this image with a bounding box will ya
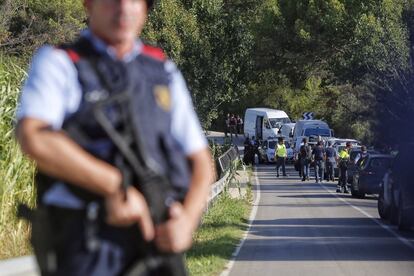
[337,142,352,193]
[275,137,288,177]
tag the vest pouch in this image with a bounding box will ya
[29,205,58,275]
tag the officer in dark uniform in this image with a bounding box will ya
[325,141,337,182]
[16,0,213,275]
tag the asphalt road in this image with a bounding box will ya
[225,164,414,276]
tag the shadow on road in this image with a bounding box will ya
[238,164,414,262]
[257,201,378,209]
[253,182,337,192]
[238,217,414,261]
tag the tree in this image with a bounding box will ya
[244,0,411,143]
[144,0,258,129]
[0,0,85,57]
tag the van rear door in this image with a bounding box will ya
[256,116,263,140]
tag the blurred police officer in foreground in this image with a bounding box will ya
[16,0,214,275]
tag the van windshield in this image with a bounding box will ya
[303,128,331,137]
[269,117,291,128]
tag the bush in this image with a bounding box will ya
[0,54,35,259]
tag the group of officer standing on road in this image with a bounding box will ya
[242,133,369,195]
[286,138,365,194]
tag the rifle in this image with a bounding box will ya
[92,90,188,276]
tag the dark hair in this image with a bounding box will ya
[278,137,284,142]
[147,0,155,8]
[318,141,323,146]
[346,142,352,147]
[302,137,308,143]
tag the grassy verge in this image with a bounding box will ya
[0,55,35,260]
[186,173,252,276]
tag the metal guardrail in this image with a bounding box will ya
[218,146,240,176]
[0,145,241,275]
[208,171,230,204]
[208,145,240,207]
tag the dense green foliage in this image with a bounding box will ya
[2,0,413,142]
[237,0,414,144]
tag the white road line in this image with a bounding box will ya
[319,182,414,251]
[220,167,261,276]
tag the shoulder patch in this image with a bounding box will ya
[65,49,81,63]
[55,45,81,63]
[142,45,166,61]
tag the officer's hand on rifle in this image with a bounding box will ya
[105,186,154,241]
[154,202,195,253]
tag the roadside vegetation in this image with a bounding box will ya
[0,56,35,259]
[186,169,252,276]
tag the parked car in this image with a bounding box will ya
[350,154,394,198]
[260,138,293,163]
[347,149,379,184]
[326,138,361,149]
[377,169,393,220]
[377,144,414,230]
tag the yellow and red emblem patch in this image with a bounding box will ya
[153,85,171,112]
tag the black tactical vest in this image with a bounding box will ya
[37,38,190,204]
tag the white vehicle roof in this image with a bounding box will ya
[265,134,289,140]
[245,108,289,118]
[327,138,360,145]
[295,119,329,127]
[293,119,332,139]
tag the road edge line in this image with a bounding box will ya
[220,167,261,276]
[319,182,414,251]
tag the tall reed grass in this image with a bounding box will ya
[0,55,35,259]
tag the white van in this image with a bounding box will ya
[279,123,296,138]
[244,108,291,140]
[292,120,333,140]
[292,120,334,151]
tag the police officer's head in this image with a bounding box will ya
[278,137,284,143]
[346,142,352,150]
[86,0,155,8]
[84,0,151,51]
[361,145,367,153]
